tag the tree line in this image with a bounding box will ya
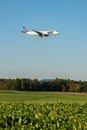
[0,78,87,92]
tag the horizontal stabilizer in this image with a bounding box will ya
[21,31,26,33]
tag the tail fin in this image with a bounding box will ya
[23,26,28,32]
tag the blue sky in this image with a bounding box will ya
[0,0,87,80]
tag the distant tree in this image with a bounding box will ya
[32,79,39,91]
[14,78,21,90]
[21,78,29,91]
[80,82,87,92]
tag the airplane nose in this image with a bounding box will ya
[54,31,58,34]
[57,32,60,35]
[55,32,58,35]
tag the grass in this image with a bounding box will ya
[0,91,87,104]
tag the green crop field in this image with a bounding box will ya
[0,91,87,104]
[0,91,87,129]
[0,102,87,129]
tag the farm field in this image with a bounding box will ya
[0,91,87,104]
[0,91,87,129]
[0,102,87,129]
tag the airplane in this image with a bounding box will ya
[21,26,59,37]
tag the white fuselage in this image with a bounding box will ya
[26,31,39,36]
[26,30,59,36]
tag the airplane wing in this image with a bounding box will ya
[32,29,54,36]
[32,29,43,37]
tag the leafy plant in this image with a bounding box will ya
[0,103,87,129]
